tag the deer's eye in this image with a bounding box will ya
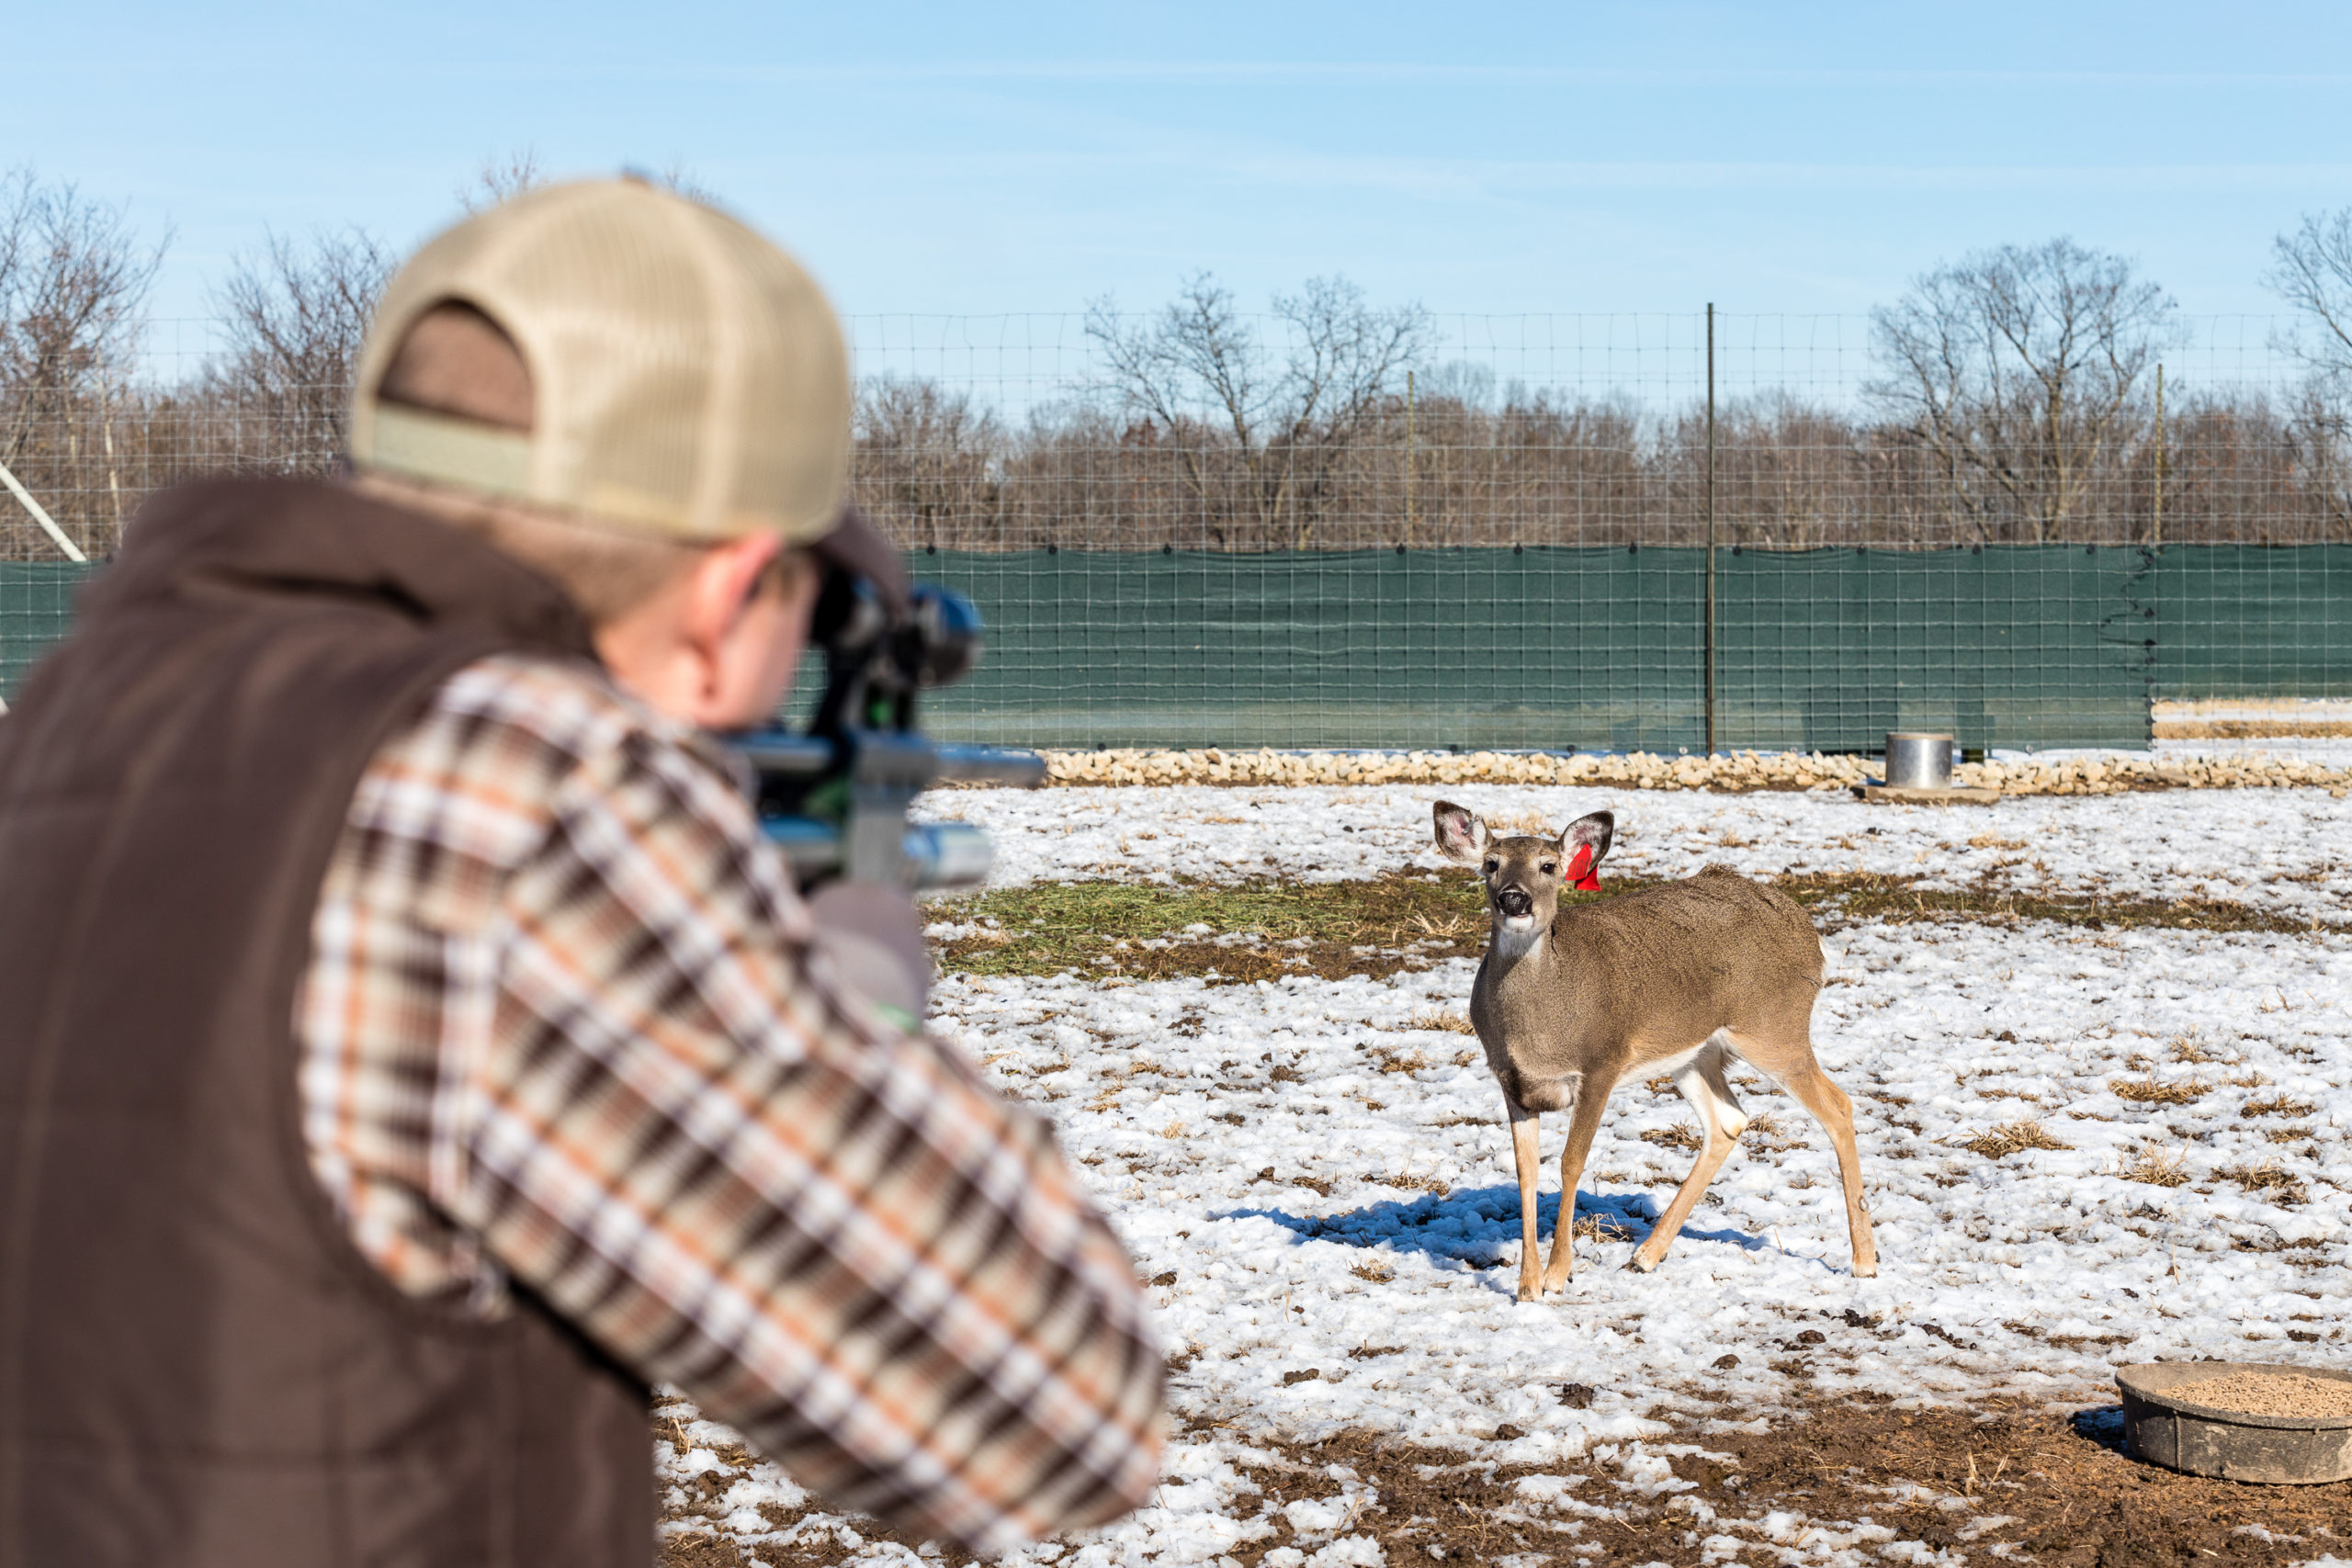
[1482,858,1498,875]
[1541,862,1557,875]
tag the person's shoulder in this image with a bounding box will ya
[435,651,664,749]
[384,653,734,809]
[428,651,752,804]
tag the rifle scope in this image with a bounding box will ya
[733,532,1046,892]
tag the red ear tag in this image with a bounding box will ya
[1566,844,1600,891]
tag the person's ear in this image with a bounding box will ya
[677,534,785,665]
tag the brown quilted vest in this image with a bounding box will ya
[0,479,654,1566]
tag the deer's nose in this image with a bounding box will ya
[1497,886,1533,918]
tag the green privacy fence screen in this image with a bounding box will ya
[2149,546,2352,701]
[0,565,90,703]
[904,546,2168,752]
[4,547,2346,747]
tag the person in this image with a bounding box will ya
[0,178,1162,1567]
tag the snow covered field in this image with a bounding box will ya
[936,918,2351,1418]
[665,785,2352,1566]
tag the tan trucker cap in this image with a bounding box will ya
[348,178,851,544]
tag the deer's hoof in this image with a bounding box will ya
[1624,1251,1661,1274]
[1516,1284,1544,1304]
[1853,1261,1879,1279]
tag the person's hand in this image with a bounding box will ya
[805,881,930,1032]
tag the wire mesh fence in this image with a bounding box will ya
[842,312,2348,750]
[842,311,2342,552]
[1,313,2346,748]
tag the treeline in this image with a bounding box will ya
[849,252,2349,551]
[5,165,2352,559]
[850,376,2351,552]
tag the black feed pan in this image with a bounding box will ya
[2119,1361,2352,1483]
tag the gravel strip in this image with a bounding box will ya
[1033,746,2352,795]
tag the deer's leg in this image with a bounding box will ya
[1774,1053,1878,1279]
[1629,1041,1747,1273]
[1540,1069,1619,1294]
[1508,1099,1544,1303]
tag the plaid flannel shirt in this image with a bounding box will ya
[295,653,1163,1551]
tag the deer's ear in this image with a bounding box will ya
[1432,800,1488,863]
[1560,810,1614,868]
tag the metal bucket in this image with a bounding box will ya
[1883,732,1955,790]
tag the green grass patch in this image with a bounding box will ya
[933,874,1495,981]
[931,871,2333,985]
[1776,873,2320,937]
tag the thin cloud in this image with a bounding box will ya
[664,61,2352,91]
[744,147,2352,200]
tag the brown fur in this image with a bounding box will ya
[1433,801,1876,1300]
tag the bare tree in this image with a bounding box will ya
[1865,238,2180,542]
[0,169,164,455]
[2266,208,2352,391]
[1086,274,1429,547]
[458,149,548,213]
[462,152,723,217]
[642,161,722,206]
[209,228,393,472]
[0,168,165,552]
[1417,359,1496,410]
[851,376,1004,548]
[2262,210,2352,531]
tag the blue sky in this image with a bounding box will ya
[17,2,2352,366]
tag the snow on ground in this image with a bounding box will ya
[672,913,2352,1564]
[932,920,2352,1444]
[670,792,2352,1564]
[2154,737,2352,766]
[924,782,2352,922]
[945,931,2348,1564]
[2155,698,2352,724]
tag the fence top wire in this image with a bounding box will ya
[820,311,2302,419]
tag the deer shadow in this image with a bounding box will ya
[1221,1181,1770,1271]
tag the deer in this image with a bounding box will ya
[1430,801,1875,1302]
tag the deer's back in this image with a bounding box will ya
[1589,859,1814,949]
[1480,866,1821,1073]
[1572,865,1819,1033]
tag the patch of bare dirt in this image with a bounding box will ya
[658,1396,2352,1565]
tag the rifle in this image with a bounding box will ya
[734,527,1044,891]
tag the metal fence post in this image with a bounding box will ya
[1404,368,1416,548]
[1704,302,1717,755]
[0,459,88,563]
